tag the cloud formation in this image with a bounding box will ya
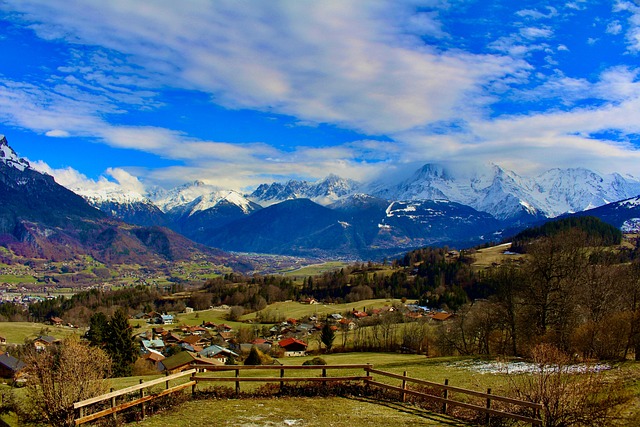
[1,0,640,193]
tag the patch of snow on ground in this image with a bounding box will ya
[448,359,611,374]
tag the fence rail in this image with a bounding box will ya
[364,367,542,426]
[72,364,542,426]
[73,369,196,426]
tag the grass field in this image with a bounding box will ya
[242,298,404,323]
[0,274,37,284]
[469,243,525,269]
[0,322,80,345]
[136,397,470,427]
[280,261,350,278]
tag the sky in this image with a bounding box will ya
[2,0,640,194]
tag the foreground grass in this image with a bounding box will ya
[136,396,470,427]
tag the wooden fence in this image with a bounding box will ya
[73,364,542,426]
[364,367,542,426]
[73,369,196,425]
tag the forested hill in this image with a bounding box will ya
[509,216,622,253]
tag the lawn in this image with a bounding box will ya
[280,261,350,278]
[136,397,470,427]
[242,298,405,323]
[0,322,80,345]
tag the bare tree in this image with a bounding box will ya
[17,335,112,427]
[508,343,629,427]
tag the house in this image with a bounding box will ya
[159,351,222,374]
[160,314,175,325]
[339,318,357,330]
[278,337,308,357]
[0,336,6,344]
[33,335,58,351]
[141,339,165,352]
[301,297,318,304]
[430,312,453,321]
[0,353,25,379]
[180,334,208,348]
[141,348,165,371]
[198,344,239,363]
[49,316,64,326]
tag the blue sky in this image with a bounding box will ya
[2,0,640,193]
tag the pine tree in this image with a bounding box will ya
[321,321,335,352]
[105,309,137,377]
[86,312,108,348]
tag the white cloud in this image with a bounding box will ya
[606,20,623,35]
[45,129,70,137]
[3,0,523,135]
[516,7,558,20]
[519,27,554,40]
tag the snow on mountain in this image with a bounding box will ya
[248,174,360,206]
[150,180,256,216]
[0,135,31,172]
[376,163,640,221]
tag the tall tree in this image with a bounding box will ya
[321,321,336,352]
[85,312,108,348]
[105,309,137,377]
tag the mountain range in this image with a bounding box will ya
[3,134,640,260]
[0,135,242,268]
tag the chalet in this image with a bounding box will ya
[198,344,239,363]
[219,331,235,342]
[339,318,356,330]
[329,313,343,321]
[352,310,368,319]
[160,314,175,325]
[180,334,208,348]
[430,312,453,321]
[278,337,308,357]
[301,297,319,304]
[33,335,58,351]
[217,324,233,332]
[49,316,64,326]
[159,351,222,374]
[141,339,165,352]
[163,332,182,344]
[0,353,25,379]
[141,348,165,371]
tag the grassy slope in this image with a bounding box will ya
[0,322,79,345]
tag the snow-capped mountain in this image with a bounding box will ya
[146,180,261,239]
[248,174,360,206]
[149,180,257,215]
[0,135,30,171]
[375,163,640,221]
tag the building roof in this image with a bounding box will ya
[0,353,25,372]
[35,335,57,344]
[199,344,239,358]
[430,312,453,321]
[278,337,308,348]
[180,334,203,345]
[141,339,165,349]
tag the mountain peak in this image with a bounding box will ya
[0,135,31,172]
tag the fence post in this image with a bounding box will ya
[191,371,197,395]
[280,368,285,392]
[402,371,407,403]
[485,388,491,426]
[140,379,146,420]
[441,379,449,414]
[166,371,170,390]
[111,388,116,423]
[235,368,240,395]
